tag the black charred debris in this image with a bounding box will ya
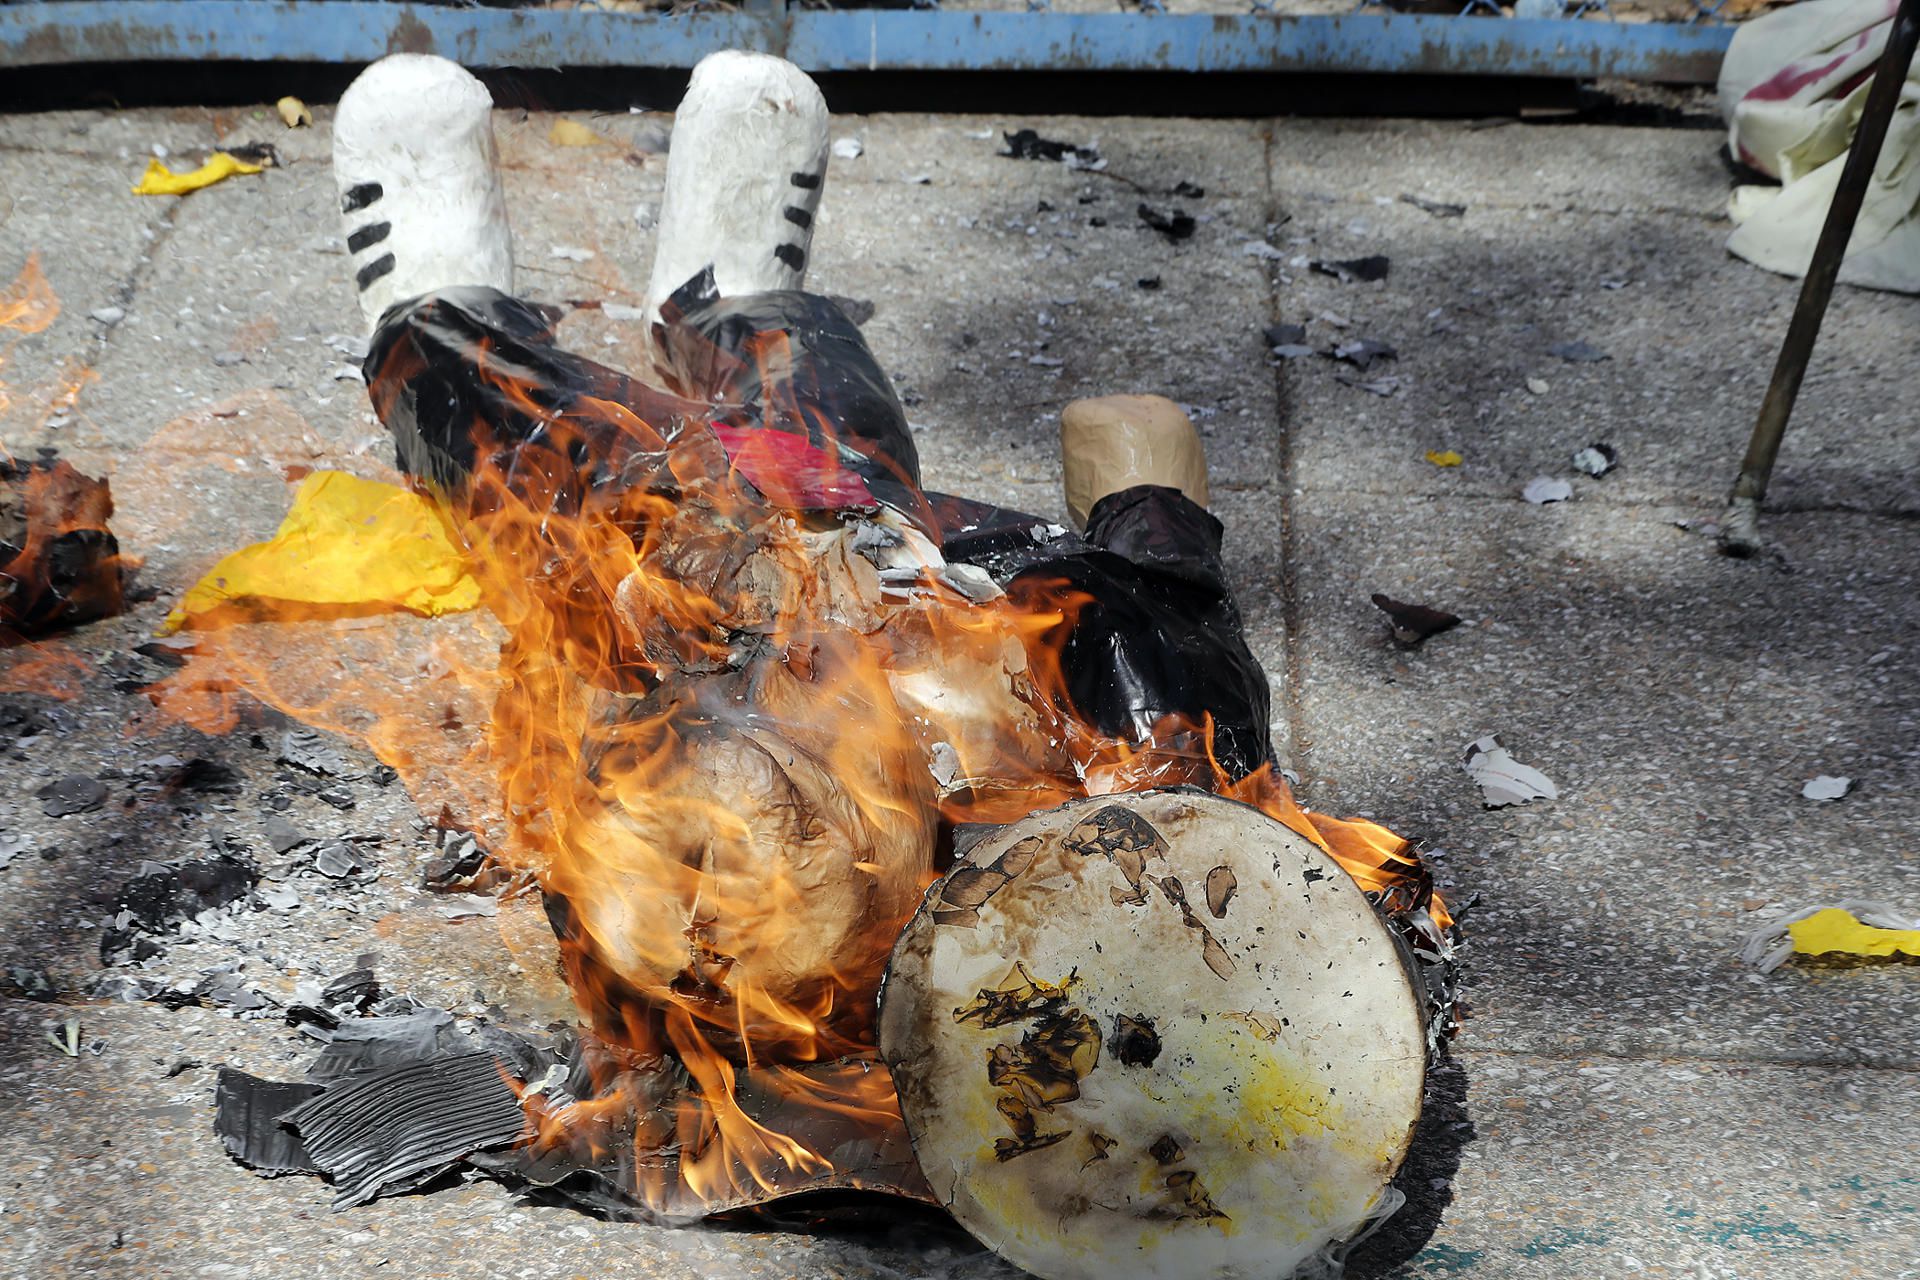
[1,455,125,640]
[1000,128,1101,167]
[213,1001,654,1218]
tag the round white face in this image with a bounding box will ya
[880,790,1426,1280]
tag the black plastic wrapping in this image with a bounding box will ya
[653,268,921,494]
[998,485,1273,780]
[363,286,1274,781]
[364,287,705,509]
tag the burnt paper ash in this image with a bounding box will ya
[1328,338,1398,371]
[1370,594,1462,648]
[277,726,362,780]
[1311,255,1391,284]
[38,773,107,817]
[1400,193,1466,219]
[146,755,243,799]
[1001,129,1101,167]
[1137,203,1196,241]
[422,828,512,894]
[100,839,259,964]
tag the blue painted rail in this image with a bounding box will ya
[0,1,1733,82]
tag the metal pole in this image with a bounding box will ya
[1720,0,1920,557]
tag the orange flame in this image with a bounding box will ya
[154,322,1445,1214]
[0,253,61,428]
[0,643,94,701]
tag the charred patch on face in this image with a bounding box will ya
[1149,874,1236,980]
[1204,865,1237,918]
[1109,1014,1162,1067]
[1223,1010,1284,1042]
[1159,1170,1229,1224]
[1065,805,1168,907]
[954,964,1104,1162]
[954,962,1075,1029]
[934,835,1045,928]
[988,1008,1102,1162]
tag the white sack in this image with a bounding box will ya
[1719,0,1920,293]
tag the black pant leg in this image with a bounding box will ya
[1002,485,1275,781]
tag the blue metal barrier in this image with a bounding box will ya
[0,1,1733,82]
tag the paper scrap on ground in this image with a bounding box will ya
[1742,900,1920,970]
[132,153,264,196]
[548,119,609,147]
[1371,593,1462,646]
[164,471,480,632]
[1802,774,1853,801]
[1547,340,1609,363]
[1790,907,1920,961]
[277,96,313,128]
[1462,734,1558,807]
[1523,476,1573,504]
[1572,443,1619,477]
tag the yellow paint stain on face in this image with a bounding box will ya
[963,1156,1109,1265]
[1233,1037,1342,1143]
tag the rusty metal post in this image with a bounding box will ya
[1720,0,1920,556]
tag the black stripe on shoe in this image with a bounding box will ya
[789,170,821,190]
[341,182,383,214]
[783,206,813,230]
[346,222,391,254]
[355,253,396,291]
[774,244,806,272]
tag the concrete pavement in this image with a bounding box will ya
[1,99,1917,1279]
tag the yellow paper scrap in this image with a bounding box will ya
[164,471,480,632]
[132,153,265,197]
[548,119,610,148]
[1788,907,1920,961]
[277,96,314,129]
[1426,450,1463,468]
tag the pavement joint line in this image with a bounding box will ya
[1260,116,1309,782]
[1292,486,1920,521]
[1454,1045,1920,1074]
[57,193,188,451]
[1278,188,1731,223]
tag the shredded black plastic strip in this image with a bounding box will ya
[281,1051,526,1208]
[213,1067,325,1176]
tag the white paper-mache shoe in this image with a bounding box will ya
[644,51,830,320]
[332,54,515,333]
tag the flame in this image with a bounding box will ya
[154,315,1445,1215]
[0,253,61,428]
[0,643,93,701]
[0,253,58,336]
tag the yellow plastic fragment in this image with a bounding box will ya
[548,119,610,148]
[132,153,265,196]
[164,471,480,632]
[1788,907,1920,961]
[277,96,314,129]
[1425,450,1463,467]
